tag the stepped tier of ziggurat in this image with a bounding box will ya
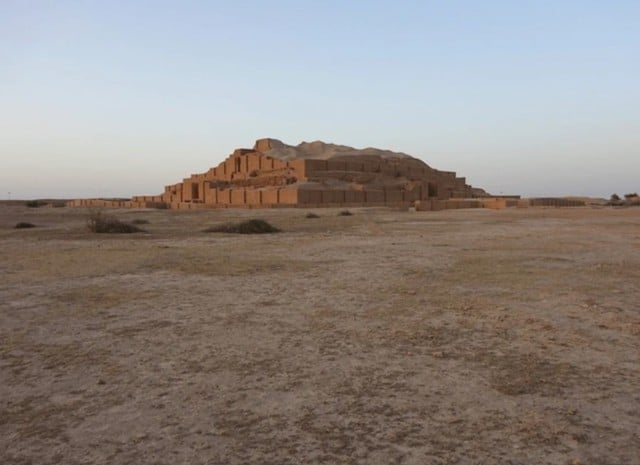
[69,138,496,210]
[69,138,582,210]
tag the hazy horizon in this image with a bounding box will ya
[2,1,638,200]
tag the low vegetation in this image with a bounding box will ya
[87,211,144,233]
[305,212,320,219]
[203,219,280,234]
[15,222,36,229]
[609,193,640,207]
[338,210,354,216]
[25,200,46,208]
[131,219,150,225]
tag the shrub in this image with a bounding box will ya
[305,212,320,219]
[25,200,45,208]
[15,222,36,229]
[338,210,353,216]
[87,211,143,233]
[610,193,621,201]
[203,219,280,234]
[131,219,150,225]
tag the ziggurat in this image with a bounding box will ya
[68,138,494,210]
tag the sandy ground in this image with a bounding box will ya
[1,204,639,465]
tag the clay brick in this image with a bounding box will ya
[345,161,363,172]
[365,190,384,203]
[299,189,322,204]
[320,190,342,204]
[273,159,287,170]
[247,153,261,173]
[403,190,419,202]
[245,190,262,205]
[233,148,253,157]
[289,159,306,178]
[304,159,327,173]
[261,189,279,205]
[279,189,298,204]
[481,198,507,209]
[384,190,403,203]
[344,190,365,203]
[327,160,347,171]
[361,162,379,173]
[254,139,272,152]
[230,189,246,205]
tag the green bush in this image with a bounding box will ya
[203,219,280,234]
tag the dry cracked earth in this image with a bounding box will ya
[1,204,639,464]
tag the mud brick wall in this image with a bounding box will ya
[261,189,279,205]
[298,189,323,204]
[230,189,246,205]
[327,160,347,171]
[384,190,403,203]
[365,190,385,203]
[305,159,328,174]
[278,189,298,204]
[344,190,365,203]
[245,190,262,206]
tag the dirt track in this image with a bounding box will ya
[1,205,639,464]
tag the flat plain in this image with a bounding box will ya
[1,204,639,465]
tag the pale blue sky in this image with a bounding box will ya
[1,1,638,199]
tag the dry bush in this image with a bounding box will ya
[203,219,280,234]
[15,222,36,229]
[25,200,46,208]
[131,219,150,225]
[305,212,320,219]
[87,211,143,234]
[338,210,353,216]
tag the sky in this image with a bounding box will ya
[1,0,639,199]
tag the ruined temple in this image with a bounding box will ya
[68,138,489,209]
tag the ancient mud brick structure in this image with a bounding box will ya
[68,138,483,209]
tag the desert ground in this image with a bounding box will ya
[1,204,639,465]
